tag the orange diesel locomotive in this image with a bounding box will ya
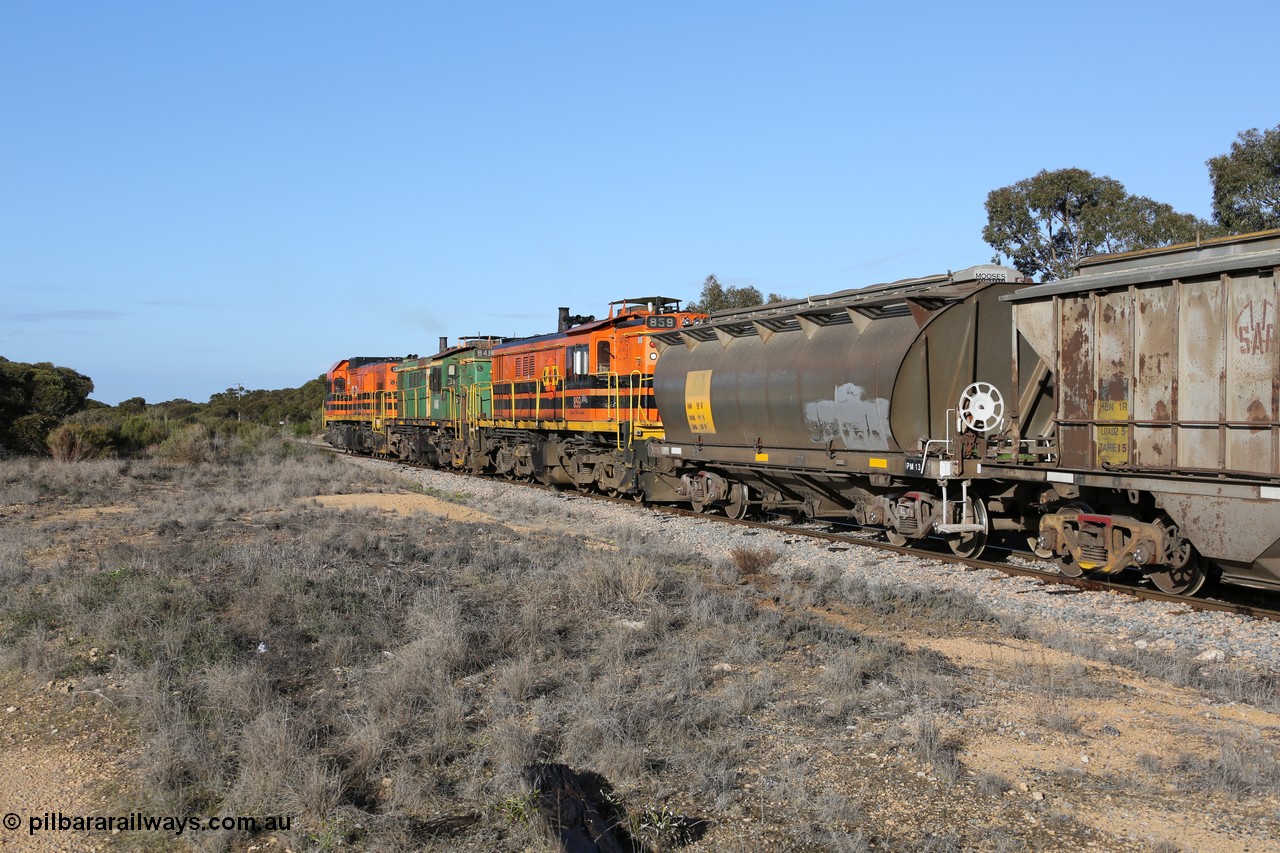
[323,356,403,454]
[480,298,705,493]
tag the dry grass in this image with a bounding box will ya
[6,444,953,850]
[5,444,1280,851]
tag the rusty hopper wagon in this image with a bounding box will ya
[993,229,1280,594]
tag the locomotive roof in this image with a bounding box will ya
[333,356,402,370]
[611,296,682,309]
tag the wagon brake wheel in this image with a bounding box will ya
[957,382,1005,435]
[946,496,989,559]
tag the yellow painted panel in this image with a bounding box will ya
[869,458,888,469]
[685,370,716,434]
[1096,398,1129,467]
[755,452,769,462]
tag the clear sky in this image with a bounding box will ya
[2,2,1276,405]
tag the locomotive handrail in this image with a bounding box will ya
[403,384,423,419]
[465,382,484,437]
[629,370,648,424]
[500,378,516,426]
[374,390,396,430]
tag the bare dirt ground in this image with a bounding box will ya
[0,671,134,852]
[3,466,1279,852]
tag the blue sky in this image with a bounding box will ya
[2,2,1275,405]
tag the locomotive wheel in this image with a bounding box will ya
[946,498,989,559]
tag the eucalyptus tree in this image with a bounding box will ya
[982,168,1208,282]
[1208,125,1280,234]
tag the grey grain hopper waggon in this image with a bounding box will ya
[646,264,1029,562]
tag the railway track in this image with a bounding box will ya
[636,502,1280,622]
[322,444,1280,622]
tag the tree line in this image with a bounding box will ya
[983,124,1280,282]
[0,357,326,459]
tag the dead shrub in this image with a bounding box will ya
[728,546,779,574]
[569,554,662,610]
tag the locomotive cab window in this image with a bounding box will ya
[567,344,589,377]
[597,340,612,373]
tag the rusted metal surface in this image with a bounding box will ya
[1011,233,1280,478]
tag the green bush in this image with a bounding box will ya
[155,423,219,464]
[45,423,116,462]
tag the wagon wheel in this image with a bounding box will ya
[946,497,989,559]
[1148,559,1207,596]
[1147,519,1208,596]
[724,483,751,520]
[690,495,718,514]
